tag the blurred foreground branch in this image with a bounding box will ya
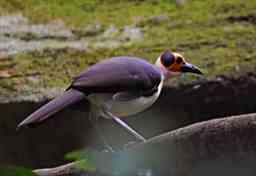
[33,113,256,176]
[33,161,100,176]
[33,162,79,176]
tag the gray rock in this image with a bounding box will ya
[0,36,87,57]
[0,14,74,39]
[75,23,103,37]
[147,15,169,25]
[0,14,144,56]
[102,25,119,38]
[176,0,187,6]
[0,14,27,27]
[122,25,143,41]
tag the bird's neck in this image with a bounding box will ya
[157,67,180,81]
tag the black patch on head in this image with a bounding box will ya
[161,51,175,67]
[176,56,183,64]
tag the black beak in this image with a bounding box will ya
[180,63,203,75]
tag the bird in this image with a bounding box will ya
[17,50,202,144]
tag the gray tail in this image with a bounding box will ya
[17,89,85,129]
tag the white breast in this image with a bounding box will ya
[87,75,164,118]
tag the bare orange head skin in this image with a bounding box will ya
[155,50,202,78]
[167,52,186,72]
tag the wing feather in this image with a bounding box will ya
[70,57,162,95]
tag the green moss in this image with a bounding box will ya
[0,0,256,92]
[0,0,253,27]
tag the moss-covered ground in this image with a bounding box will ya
[0,0,256,95]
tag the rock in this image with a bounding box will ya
[0,14,144,56]
[74,23,104,37]
[102,25,119,38]
[175,0,187,6]
[146,15,169,25]
[32,113,256,176]
[93,113,256,176]
[0,14,74,39]
[92,40,122,49]
[0,36,87,57]
[121,26,143,41]
[0,14,27,27]
[0,14,89,56]
[90,25,143,49]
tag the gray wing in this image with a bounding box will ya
[69,56,162,96]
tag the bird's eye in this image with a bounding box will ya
[161,51,175,67]
[176,56,183,64]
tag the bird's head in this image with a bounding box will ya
[155,50,203,79]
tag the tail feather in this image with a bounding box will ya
[17,89,85,129]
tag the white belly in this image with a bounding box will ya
[87,78,164,118]
[107,91,160,117]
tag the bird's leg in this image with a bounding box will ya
[105,111,146,142]
[88,111,115,152]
